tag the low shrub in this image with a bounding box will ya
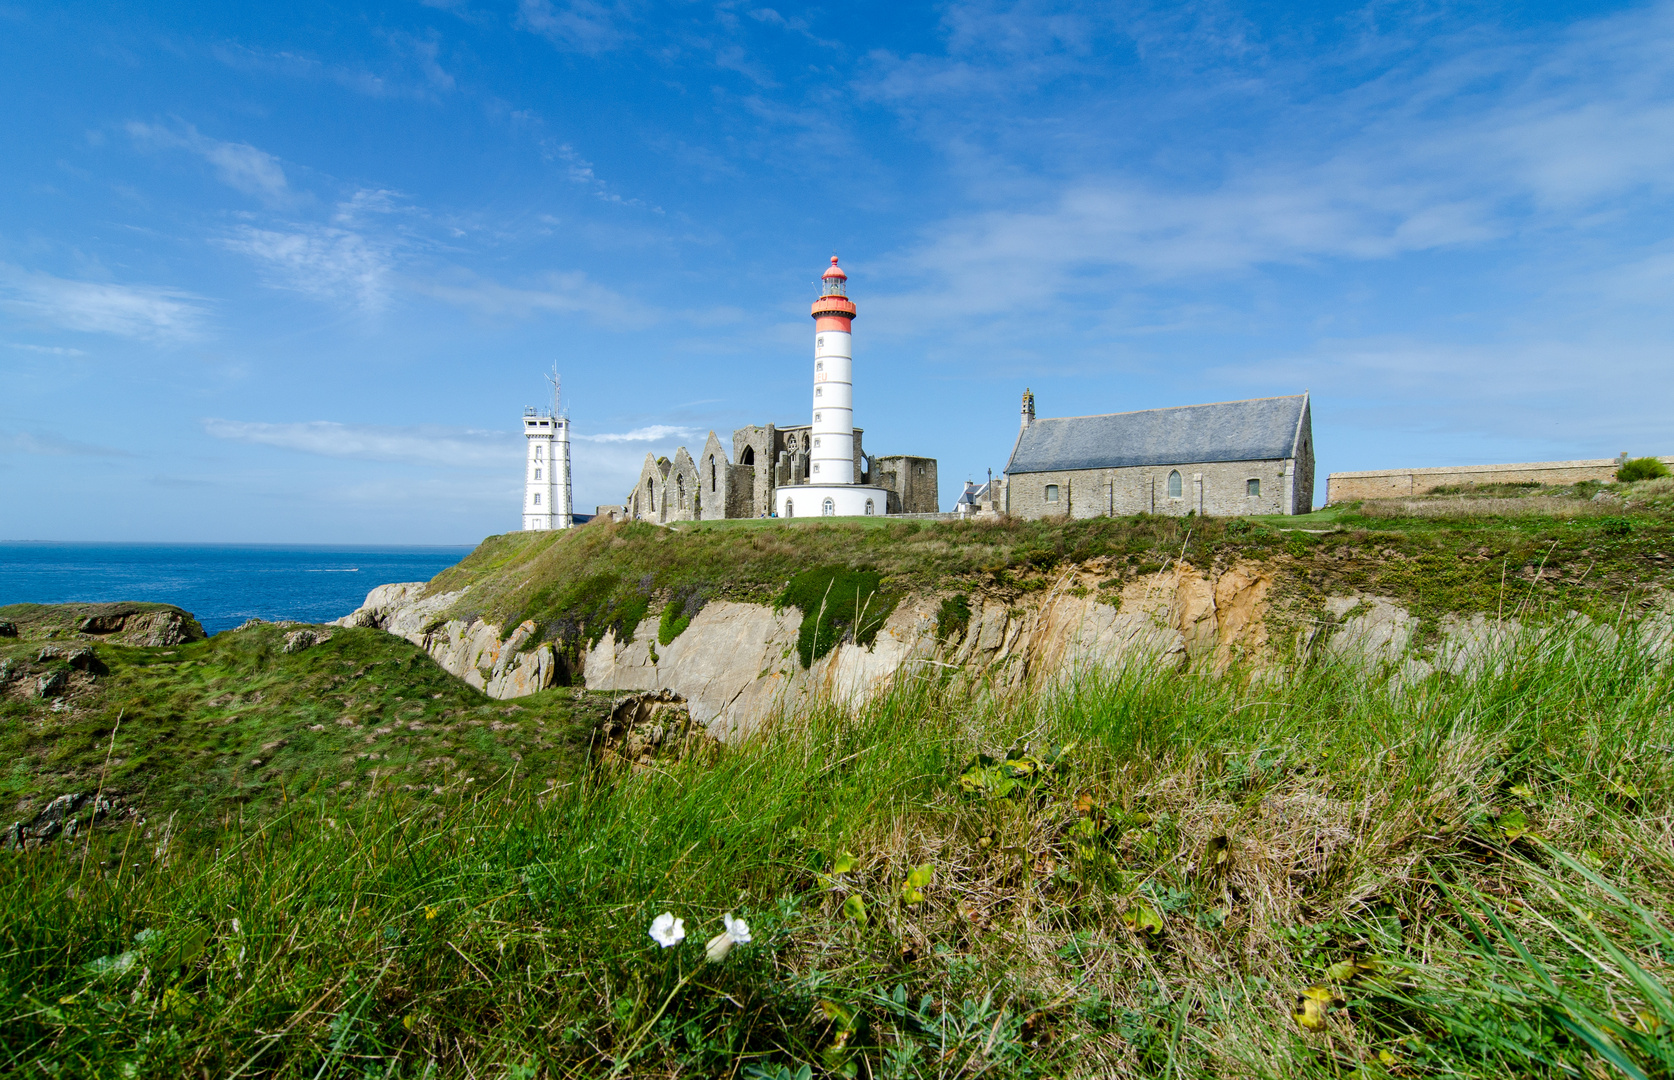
[1617,456,1670,482]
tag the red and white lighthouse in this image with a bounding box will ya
[776,256,892,518]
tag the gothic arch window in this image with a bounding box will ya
[741,446,755,465]
[1168,470,1183,499]
[864,498,874,515]
[711,458,717,491]
[822,497,835,516]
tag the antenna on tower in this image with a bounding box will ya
[545,363,563,419]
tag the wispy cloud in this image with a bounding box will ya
[219,225,392,311]
[577,425,696,443]
[1,430,134,457]
[203,419,515,468]
[517,0,636,53]
[0,265,207,342]
[126,120,293,204]
[415,270,653,326]
[6,342,87,356]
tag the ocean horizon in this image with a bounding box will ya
[0,542,472,635]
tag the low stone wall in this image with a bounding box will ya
[1327,457,1674,502]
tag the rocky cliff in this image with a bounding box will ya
[337,551,1670,741]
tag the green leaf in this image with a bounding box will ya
[1122,902,1163,935]
[842,895,867,924]
[1508,783,1535,799]
[905,864,933,888]
[1499,808,1531,841]
[831,852,857,874]
[1326,959,1358,982]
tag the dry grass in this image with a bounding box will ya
[1357,496,1618,519]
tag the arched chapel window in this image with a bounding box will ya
[1168,471,1182,499]
[711,458,717,491]
[742,446,755,465]
[678,475,686,509]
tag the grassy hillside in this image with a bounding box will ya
[0,607,614,832]
[4,622,1672,1078]
[425,479,1673,661]
[2,484,1672,1077]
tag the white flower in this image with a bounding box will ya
[705,913,752,962]
[648,912,686,948]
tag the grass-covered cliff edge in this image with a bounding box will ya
[3,479,1673,1079]
[424,478,1674,670]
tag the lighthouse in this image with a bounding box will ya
[776,256,893,518]
[522,368,573,531]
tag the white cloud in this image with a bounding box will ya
[126,121,292,204]
[416,270,653,326]
[6,342,87,356]
[0,265,207,342]
[204,419,516,468]
[219,225,392,312]
[0,431,134,458]
[577,425,696,443]
[518,0,635,53]
[864,0,1674,323]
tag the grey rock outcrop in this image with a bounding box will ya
[36,668,69,698]
[0,621,16,638]
[282,628,333,654]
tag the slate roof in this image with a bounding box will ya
[1006,394,1308,475]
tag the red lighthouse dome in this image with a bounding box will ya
[812,255,856,327]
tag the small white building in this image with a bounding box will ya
[522,405,573,531]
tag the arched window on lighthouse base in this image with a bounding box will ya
[822,498,835,516]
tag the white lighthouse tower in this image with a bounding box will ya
[775,256,893,519]
[522,369,573,531]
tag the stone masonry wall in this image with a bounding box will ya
[1326,456,1674,503]
[1008,458,1298,519]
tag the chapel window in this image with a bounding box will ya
[1168,471,1183,499]
[711,459,717,491]
[741,446,755,465]
[1045,484,1059,503]
[678,475,686,509]
[1247,478,1260,497]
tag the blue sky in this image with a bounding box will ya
[2,0,1670,542]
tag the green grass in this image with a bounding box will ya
[420,495,1672,669]
[4,613,1673,1078]
[0,612,612,825]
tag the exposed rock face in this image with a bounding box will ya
[35,668,69,698]
[282,628,334,654]
[336,585,563,701]
[3,793,112,850]
[340,566,1672,744]
[0,621,16,638]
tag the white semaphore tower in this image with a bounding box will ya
[775,256,893,518]
[522,368,573,531]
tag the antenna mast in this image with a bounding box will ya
[545,363,563,419]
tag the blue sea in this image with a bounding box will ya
[0,544,472,635]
